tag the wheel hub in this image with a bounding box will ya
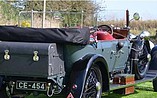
[96,82,101,91]
[147,54,151,61]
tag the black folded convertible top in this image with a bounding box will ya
[0,26,90,45]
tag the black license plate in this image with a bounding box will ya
[16,81,47,91]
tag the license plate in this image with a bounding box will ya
[16,81,47,91]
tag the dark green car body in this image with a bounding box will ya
[0,25,153,98]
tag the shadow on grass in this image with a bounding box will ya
[135,81,154,91]
[101,90,139,98]
[102,90,144,98]
[135,86,154,91]
[101,93,123,98]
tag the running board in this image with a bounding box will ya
[110,70,157,91]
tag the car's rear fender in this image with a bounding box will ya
[67,54,109,98]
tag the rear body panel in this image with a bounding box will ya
[0,42,64,78]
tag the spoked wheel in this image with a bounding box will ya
[82,65,102,98]
[132,45,150,80]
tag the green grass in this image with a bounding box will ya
[24,82,157,98]
[102,82,157,98]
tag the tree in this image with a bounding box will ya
[25,1,100,26]
[25,1,96,12]
[3,0,26,10]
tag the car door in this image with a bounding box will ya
[113,39,131,71]
[101,40,118,72]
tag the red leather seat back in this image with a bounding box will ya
[96,31,115,40]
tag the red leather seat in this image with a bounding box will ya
[96,31,115,40]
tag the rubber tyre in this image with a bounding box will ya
[132,45,150,80]
[82,65,102,98]
[153,78,157,92]
[0,85,9,98]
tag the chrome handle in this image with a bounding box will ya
[111,50,116,55]
[33,51,39,61]
[4,50,10,60]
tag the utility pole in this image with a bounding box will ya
[42,0,46,28]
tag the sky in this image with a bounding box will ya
[96,0,157,20]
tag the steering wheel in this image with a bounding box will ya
[97,25,113,35]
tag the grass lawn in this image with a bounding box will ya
[102,82,157,98]
[25,82,157,98]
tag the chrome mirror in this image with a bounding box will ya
[133,13,140,20]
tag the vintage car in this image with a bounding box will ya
[0,10,156,98]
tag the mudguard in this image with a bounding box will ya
[67,54,109,98]
[145,40,153,54]
[149,46,157,70]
